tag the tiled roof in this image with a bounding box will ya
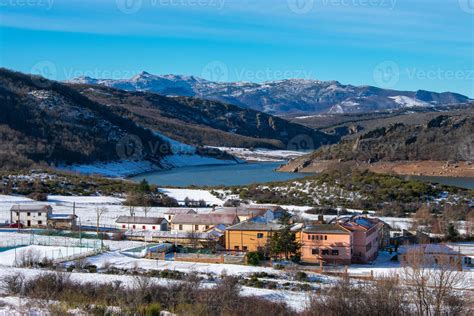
[172,213,237,225]
[226,218,283,231]
[164,208,197,215]
[303,224,350,234]
[337,216,379,232]
[10,205,52,212]
[213,207,268,217]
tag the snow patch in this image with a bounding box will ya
[389,96,430,108]
[158,188,224,206]
[58,160,160,178]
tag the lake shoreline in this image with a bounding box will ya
[279,160,474,178]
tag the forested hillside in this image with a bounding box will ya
[72,84,335,149]
[0,68,170,169]
[284,113,473,170]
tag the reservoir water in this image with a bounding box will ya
[131,162,308,187]
[131,162,474,189]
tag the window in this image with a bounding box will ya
[331,249,339,256]
[205,225,210,230]
[132,225,136,229]
[37,220,42,225]
[243,246,248,251]
[195,225,199,231]
[464,257,472,265]
[122,225,126,229]
[321,249,329,255]
[152,226,156,230]
[38,212,42,216]
[257,233,264,238]
[27,212,31,217]
[234,246,239,250]
[179,225,183,230]
[142,225,146,230]
[312,248,319,255]
[324,235,327,240]
[308,235,311,240]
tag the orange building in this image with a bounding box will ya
[300,224,352,265]
[337,216,381,263]
[225,219,283,252]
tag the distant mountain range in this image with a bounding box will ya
[69,71,471,115]
[0,68,335,171]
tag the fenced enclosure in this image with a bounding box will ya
[0,232,103,267]
[0,232,102,249]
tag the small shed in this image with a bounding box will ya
[48,214,78,230]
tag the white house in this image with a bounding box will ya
[10,205,52,228]
[116,216,168,231]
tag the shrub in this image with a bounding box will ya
[246,251,263,266]
[295,271,308,282]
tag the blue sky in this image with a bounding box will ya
[0,0,473,96]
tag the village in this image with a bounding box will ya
[0,187,472,314]
[1,191,473,272]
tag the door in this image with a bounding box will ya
[27,220,31,227]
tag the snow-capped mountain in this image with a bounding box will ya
[68,72,471,115]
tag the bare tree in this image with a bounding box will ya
[411,205,433,232]
[402,247,466,316]
[141,200,151,218]
[466,209,474,238]
[186,230,201,248]
[95,206,108,237]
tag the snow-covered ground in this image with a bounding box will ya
[58,160,160,178]
[210,147,308,162]
[0,193,219,228]
[0,192,418,232]
[58,134,242,177]
[0,245,97,267]
[86,251,278,276]
[389,96,431,108]
[158,188,224,206]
